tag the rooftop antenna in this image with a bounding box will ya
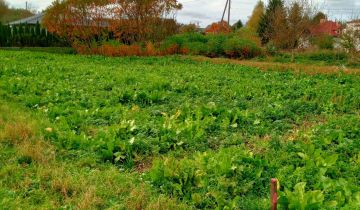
[221,0,231,24]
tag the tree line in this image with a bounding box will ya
[0,0,34,23]
[43,0,183,47]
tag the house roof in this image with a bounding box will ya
[310,20,342,37]
[9,13,44,25]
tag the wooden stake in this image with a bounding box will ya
[270,178,278,210]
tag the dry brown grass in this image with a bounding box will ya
[50,166,79,200]
[284,116,327,142]
[0,122,34,145]
[135,159,152,173]
[189,56,360,75]
[245,135,272,155]
[125,186,150,210]
[77,187,103,210]
[36,164,102,208]
[0,107,56,165]
[144,196,189,210]
[16,139,55,164]
[124,186,188,210]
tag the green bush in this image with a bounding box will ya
[312,35,334,50]
[162,33,207,50]
[266,42,279,56]
[162,32,263,59]
[206,34,227,57]
[184,41,208,55]
[235,27,261,47]
[149,147,269,209]
[223,37,262,58]
[306,51,347,62]
[271,51,350,66]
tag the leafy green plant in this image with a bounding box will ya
[311,35,334,50]
[279,182,324,210]
[223,37,262,58]
[206,34,227,57]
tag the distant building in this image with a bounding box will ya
[8,13,44,26]
[310,19,342,37]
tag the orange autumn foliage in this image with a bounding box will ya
[43,0,182,45]
[205,21,232,35]
[43,0,111,44]
[145,42,157,56]
[72,42,188,57]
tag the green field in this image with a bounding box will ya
[0,50,359,209]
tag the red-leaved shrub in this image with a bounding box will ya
[145,42,158,56]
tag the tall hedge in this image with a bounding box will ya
[0,22,68,47]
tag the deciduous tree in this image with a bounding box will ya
[281,1,311,49]
[246,1,265,32]
[109,0,182,43]
[179,23,198,34]
[0,0,34,23]
[43,0,111,46]
[43,0,182,45]
[0,0,8,21]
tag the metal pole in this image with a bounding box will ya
[221,0,229,22]
[228,0,231,24]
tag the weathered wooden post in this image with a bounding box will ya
[270,178,278,210]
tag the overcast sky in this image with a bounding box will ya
[8,0,360,27]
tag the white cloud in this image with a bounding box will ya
[8,0,360,27]
[9,0,53,11]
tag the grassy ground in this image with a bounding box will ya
[255,51,360,68]
[0,47,76,55]
[0,50,359,209]
[0,103,189,209]
[190,56,360,75]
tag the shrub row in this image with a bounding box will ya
[272,50,349,65]
[73,33,262,59]
[73,41,188,57]
[162,33,262,58]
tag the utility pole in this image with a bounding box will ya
[228,0,231,24]
[221,0,231,24]
[26,1,28,10]
[221,0,229,22]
